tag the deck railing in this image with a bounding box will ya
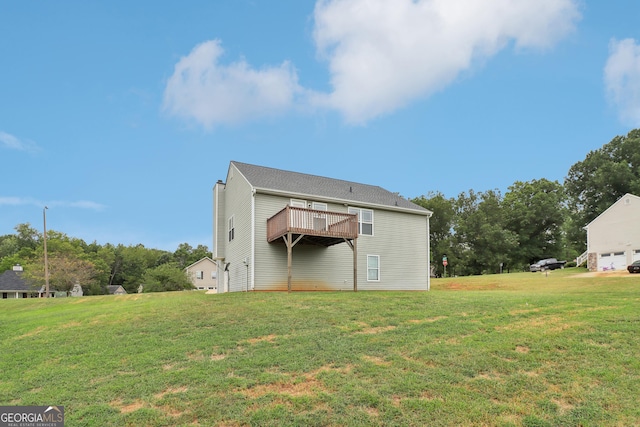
[267,206,358,243]
[576,251,588,267]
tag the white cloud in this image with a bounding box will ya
[0,131,39,152]
[313,0,581,123]
[162,40,305,128]
[605,38,640,126]
[163,0,580,127]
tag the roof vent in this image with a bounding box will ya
[349,186,352,192]
[12,264,23,272]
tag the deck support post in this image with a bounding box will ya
[284,232,304,293]
[344,238,357,292]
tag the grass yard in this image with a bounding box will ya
[1,268,639,426]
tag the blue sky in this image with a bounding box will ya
[1,0,639,251]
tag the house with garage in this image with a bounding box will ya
[0,265,37,299]
[581,193,640,271]
[185,257,217,291]
[213,161,432,292]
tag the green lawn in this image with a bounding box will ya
[1,268,639,426]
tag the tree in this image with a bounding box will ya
[413,192,455,277]
[453,190,517,275]
[565,129,640,252]
[503,179,566,268]
[25,253,98,294]
[142,263,194,292]
[173,243,211,269]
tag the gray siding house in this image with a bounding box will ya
[213,161,432,292]
[583,193,640,271]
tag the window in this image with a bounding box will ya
[312,202,328,231]
[211,271,217,279]
[348,207,374,235]
[196,271,204,280]
[228,216,235,242]
[367,255,380,281]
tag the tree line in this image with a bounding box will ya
[413,128,640,276]
[2,129,639,285]
[0,226,209,294]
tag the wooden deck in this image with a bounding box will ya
[267,206,359,292]
[267,206,358,246]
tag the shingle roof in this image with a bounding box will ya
[0,271,34,291]
[231,161,431,214]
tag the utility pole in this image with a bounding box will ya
[43,206,50,298]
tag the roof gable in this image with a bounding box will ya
[587,193,640,228]
[184,257,216,271]
[230,161,430,215]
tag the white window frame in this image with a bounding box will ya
[228,215,235,242]
[348,207,374,236]
[290,199,307,208]
[367,255,380,282]
[312,202,328,231]
[196,271,204,280]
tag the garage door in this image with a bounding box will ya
[634,249,640,263]
[597,252,627,271]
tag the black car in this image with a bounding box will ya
[628,260,640,273]
[530,258,567,272]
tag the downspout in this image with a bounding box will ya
[426,213,432,291]
[251,188,256,290]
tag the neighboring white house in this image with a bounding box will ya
[185,257,217,291]
[213,161,432,292]
[584,193,640,271]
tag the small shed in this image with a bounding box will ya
[107,285,127,295]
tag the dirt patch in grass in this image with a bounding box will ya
[246,334,278,344]
[355,325,396,334]
[242,365,349,398]
[362,355,391,366]
[155,386,189,399]
[244,376,323,398]
[497,315,579,334]
[111,399,145,414]
[16,326,47,339]
[571,270,636,278]
[515,345,530,353]
[408,316,447,324]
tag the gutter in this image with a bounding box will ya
[253,187,433,217]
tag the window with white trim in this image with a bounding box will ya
[312,202,328,231]
[196,271,204,280]
[228,216,235,242]
[348,207,374,235]
[367,255,380,281]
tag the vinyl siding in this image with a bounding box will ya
[253,192,429,291]
[355,208,429,290]
[221,164,254,292]
[587,194,640,266]
[213,183,226,260]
